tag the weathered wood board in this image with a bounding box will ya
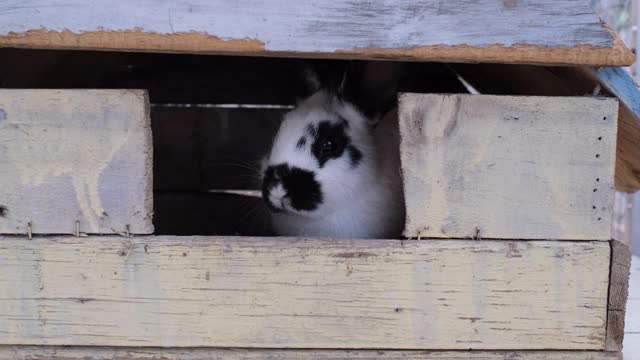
[0,1,633,66]
[451,64,640,193]
[591,67,640,194]
[0,90,153,234]
[605,240,632,351]
[0,346,623,360]
[399,94,618,240]
[0,236,610,349]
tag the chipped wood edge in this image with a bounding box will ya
[0,346,623,360]
[139,90,154,234]
[0,29,634,66]
[605,240,632,351]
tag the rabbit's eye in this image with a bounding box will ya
[320,139,337,154]
[311,121,349,167]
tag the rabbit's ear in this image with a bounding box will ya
[290,61,320,104]
[299,63,322,96]
[338,61,402,127]
[291,60,349,104]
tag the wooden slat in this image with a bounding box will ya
[152,106,283,191]
[605,240,632,351]
[0,1,633,66]
[592,67,640,117]
[0,346,623,360]
[399,94,618,240]
[614,105,640,193]
[0,49,305,104]
[0,90,153,234]
[0,236,610,349]
[451,64,640,193]
[0,49,469,105]
[591,67,640,194]
[154,192,272,236]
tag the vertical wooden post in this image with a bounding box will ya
[605,239,632,351]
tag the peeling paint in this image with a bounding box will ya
[0,90,153,234]
[0,29,266,54]
[0,1,633,66]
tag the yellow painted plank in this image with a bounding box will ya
[0,236,610,349]
[399,94,618,240]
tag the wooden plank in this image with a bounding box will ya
[450,64,640,193]
[0,346,623,360]
[591,67,640,194]
[152,106,284,191]
[592,67,640,117]
[0,236,610,349]
[0,49,469,105]
[154,192,272,236]
[0,1,633,66]
[151,107,203,191]
[200,107,283,191]
[0,90,153,234]
[399,94,618,240]
[605,240,632,351]
[0,48,304,104]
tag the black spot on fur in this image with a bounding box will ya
[296,136,307,150]
[347,145,363,168]
[262,164,323,212]
[0,205,6,217]
[340,116,350,128]
[306,124,317,137]
[311,120,350,168]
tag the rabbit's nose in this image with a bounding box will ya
[262,165,285,212]
[262,163,322,212]
[266,184,288,212]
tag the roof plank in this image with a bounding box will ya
[0,0,634,66]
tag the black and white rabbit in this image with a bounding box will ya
[261,61,405,238]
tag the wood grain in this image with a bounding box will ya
[0,236,610,349]
[451,64,640,193]
[399,94,618,240]
[0,346,623,360]
[0,1,633,66]
[605,240,632,351]
[591,67,640,194]
[0,90,153,234]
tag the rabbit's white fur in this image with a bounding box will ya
[262,90,405,238]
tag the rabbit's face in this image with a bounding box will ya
[262,90,373,218]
